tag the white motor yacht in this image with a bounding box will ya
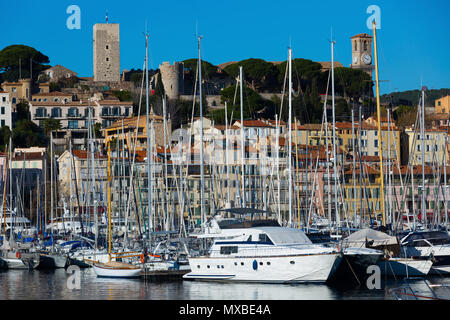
[183,213,342,283]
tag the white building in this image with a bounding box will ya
[0,91,12,128]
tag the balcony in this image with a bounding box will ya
[34,113,49,119]
[67,113,85,119]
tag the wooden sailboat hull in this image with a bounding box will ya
[93,262,142,278]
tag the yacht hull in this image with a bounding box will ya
[377,258,433,277]
[93,262,142,278]
[183,253,342,283]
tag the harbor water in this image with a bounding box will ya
[0,268,449,300]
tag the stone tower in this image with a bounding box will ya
[350,33,373,77]
[159,62,184,100]
[93,23,120,82]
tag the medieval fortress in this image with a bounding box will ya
[91,22,373,104]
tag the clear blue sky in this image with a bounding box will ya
[2,0,449,95]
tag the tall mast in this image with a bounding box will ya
[421,87,426,225]
[288,47,293,226]
[50,132,54,252]
[444,135,448,231]
[163,97,170,230]
[2,144,8,237]
[144,31,152,234]
[107,142,112,262]
[239,66,246,208]
[372,20,386,227]
[198,35,206,230]
[352,108,357,226]
[331,36,339,232]
[225,102,230,206]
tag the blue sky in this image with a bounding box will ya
[2,0,449,95]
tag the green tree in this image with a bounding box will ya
[332,67,373,100]
[94,122,102,138]
[393,105,417,127]
[223,59,279,92]
[111,90,132,101]
[15,100,31,122]
[276,58,323,94]
[0,126,11,152]
[12,120,47,148]
[219,84,275,121]
[0,45,50,82]
[42,118,61,137]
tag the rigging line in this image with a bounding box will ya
[278,56,289,124]
[292,61,312,123]
[124,60,146,235]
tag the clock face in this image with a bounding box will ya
[362,54,372,65]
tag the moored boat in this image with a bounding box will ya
[183,213,342,283]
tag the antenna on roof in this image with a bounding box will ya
[106,10,108,23]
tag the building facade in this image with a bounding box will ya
[93,23,120,82]
[350,33,373,77]
[435,95,450,114]
[0,91,12,128]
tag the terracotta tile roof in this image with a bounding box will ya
[30,101,91,106]
[213,125,240,131]
[98,100,133,105]
[235,120,273,128]
[72,150,107,159]
[12,152,45,161]
[32,91,72,96]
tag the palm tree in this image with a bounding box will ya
[42,118,61,137]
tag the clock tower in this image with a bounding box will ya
[350,33,373,77]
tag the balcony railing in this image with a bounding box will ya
[34,113,49,119]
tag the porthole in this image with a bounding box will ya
[221,265,224,269]
[217,265,220,269]
[259,262,263,266]
[234,262,237,266]
[207,265,210,269]
[267,262,271,266]
[290,261,295,265]
[197,265,200,269]
[241,262,244,266]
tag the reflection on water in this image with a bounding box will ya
[0,269,449,300]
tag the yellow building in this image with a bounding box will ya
[405,127,448,165]
[0,78,31,110]
[104,114,169,151]
[343,164,383,221]
[435,95,450,114]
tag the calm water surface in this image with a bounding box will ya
[0,268,449,300]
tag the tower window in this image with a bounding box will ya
[106,45,109,49]
[354,41,357,51]
[106,57,109,62]
[364,41,367,51]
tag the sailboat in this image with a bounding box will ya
[92,33,153,279]
[39,133,67,269]
[0,141,40,269]
[92,141,141,278]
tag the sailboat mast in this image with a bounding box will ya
[144,31,152,234]
[421,87,426,225]
[50,132,54,251]
[288,48,293,226]
[372,20,386,227]
[107,142,112,262]
[239,66,246,208]
[330,37,339,232]
[198,35,206,230]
